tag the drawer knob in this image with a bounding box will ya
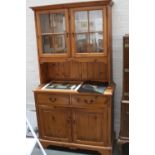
[76,98,80,102]
[49,97,57,103]
[90,99,94,103]
[84,99,94,104]
[84,99,87,103]
[52,116,55,120]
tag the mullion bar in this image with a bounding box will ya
[42,32,66,36]
[51,13,56,53]
[87,11,90,53]
[75,31,102,34]
[102,9,105,53]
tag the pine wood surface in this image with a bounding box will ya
[32,1,114,155]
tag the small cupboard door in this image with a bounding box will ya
[70,7,107,57]
[72,108,107,146]
[36,9,70,57]
[37,106,71,142]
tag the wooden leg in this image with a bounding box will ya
[99,149,112,155]
[41,141,49,149]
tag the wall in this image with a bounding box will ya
[26,0,129,137]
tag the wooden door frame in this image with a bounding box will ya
[72,108,107,146]
[36,9,70,58]
[70,6,107,58]
[37,106,72,142]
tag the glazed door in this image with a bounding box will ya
[36,9,70,57]
[72,108,107,146]
[71,7,107,57]
[37,106,71,142]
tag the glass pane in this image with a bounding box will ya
[40,13,66,33]
[89,10,103,32]
[53,13,66,33]
[40,14,53,33]
[76,34,88,53]
[89,33,103,52]
[75,11,88,33]
[54,35,67,53]
[42,35,54,53]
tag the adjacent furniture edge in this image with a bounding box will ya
[118,138,129,145]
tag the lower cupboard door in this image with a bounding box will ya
[37,107,71,142]
[72,108,107,146]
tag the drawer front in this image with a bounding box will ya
[36,93,70,106]
[71,95,108,107]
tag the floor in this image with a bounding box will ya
[32,143,120,155]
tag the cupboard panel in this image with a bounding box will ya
[38,107,71,142]
[72,108,107,145]
[47,62,108,81]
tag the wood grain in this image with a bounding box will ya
[32,1,114,155]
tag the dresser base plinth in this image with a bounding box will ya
[40,139,113,155]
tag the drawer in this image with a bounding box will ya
[71,95,108,107]
[36,93,70,106]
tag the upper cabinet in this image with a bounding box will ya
[71,7,107,57]
[36,9,70,57]
[33,1,111,62]
[32,0,112,83]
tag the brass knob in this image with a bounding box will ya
[84,99,94,104]
[52,116,55,120]
[77,98,80,102]
[84,99,88,104]
[90,99,94,103]
[49,97,56,103]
